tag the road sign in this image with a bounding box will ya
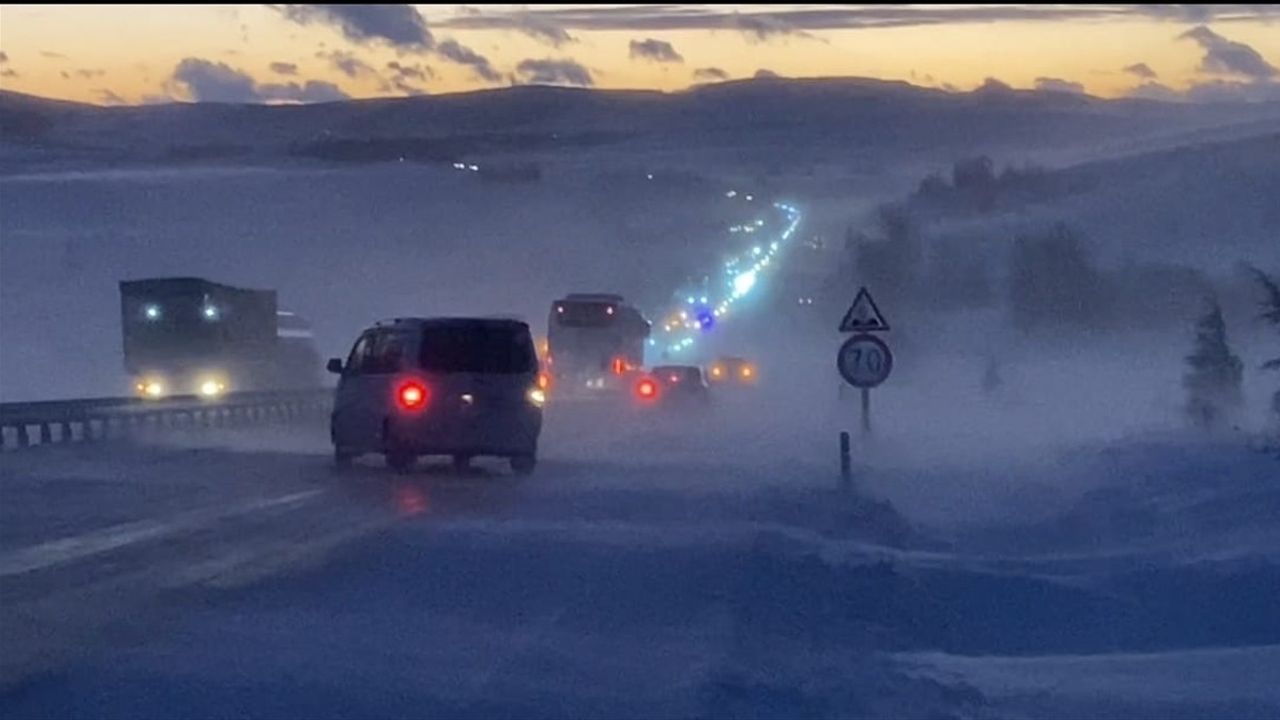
[839,287,889,332]
[837,334,893,388]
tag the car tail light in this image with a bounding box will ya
[537,371,551,390]
[397,381,428,411]
[611,357,626,375]
[636,378,658,400]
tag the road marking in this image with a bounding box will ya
[0,489,323,577]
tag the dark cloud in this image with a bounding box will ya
[171,58,262,102]
[275,4,433,50]
[1123,62,1157,79]
[1,69,19,78]
[514,58,594,87]
[730,12,815,42]
[1180,25,1277,79]
[390,78,428,96]
[436,39,500,83]
[1127,81,1183,102]
[1185,78,1280,102]
[509,12,575,47]
[1034,76,1085,94]
[61,71,70,80]
[270,61,299,76]
[168,57,349,104]
[629,38,683,63]
[754,68,780,79]
[693,67,729,82]
[974,77,1013,94]
[40,51,68,59]
[437,5,1280,34]
[387,60,432,81]
[75,69,106,79]
[96,89,127,106]
[318,50,377,78]
[259,80,350,102]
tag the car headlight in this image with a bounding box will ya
[527,387,547,407]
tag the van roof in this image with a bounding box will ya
[372,316,530,330]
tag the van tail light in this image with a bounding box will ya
[536,371,551,390]
[635,378,658,401]
[397,381,428,411]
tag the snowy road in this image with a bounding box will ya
[2,397,1279,719]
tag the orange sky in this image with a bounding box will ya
[0,4,1277,104]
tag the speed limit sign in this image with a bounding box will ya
[837,334,893,388]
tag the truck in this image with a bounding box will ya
[546,293,650,393]
[119,277,322,398]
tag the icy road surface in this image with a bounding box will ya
[2,393,1279,719]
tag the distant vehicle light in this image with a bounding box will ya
[741,366,754,379]
[144,304,161,320]
[397,381,428,411]
[141,381,164,398]
[527,387,547,407]
[711,365,724,378]
[557,305,565,314]
[199,380,225,397]
[202,305,219,320]
[699,296,708,304]
[606,306,614,315]
[646,173,654,180]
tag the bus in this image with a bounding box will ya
[546,293,650,392]
[120,277,322,398]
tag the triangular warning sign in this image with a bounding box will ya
[840,287,889,332]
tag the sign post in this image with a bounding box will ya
[837,287,892,441]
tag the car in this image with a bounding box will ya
[634,365,712,409]
[707,356,758,385]
[328,317,544,475]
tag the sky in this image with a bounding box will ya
[1,4,1279,105]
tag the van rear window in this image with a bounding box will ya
[419,325,537,374]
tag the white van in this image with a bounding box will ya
[328,317,544,474]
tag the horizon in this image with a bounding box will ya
[1,4,1279,106]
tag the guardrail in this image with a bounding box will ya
[0,389,332,451]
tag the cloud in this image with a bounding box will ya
[259,80,350,102]
[693,67,729,82]
[270,61,299,76]
[1179,25,1277,79]
[171,58,262,102]
[168,57,349,103]
[514,58,594,87]
[387,60,432,81]
[754,68,780,79]
[729,12,815,42]
[275,4,433,50]
[509,12,575,47]
[1123,62,1157,80]
[96,89,127,106]
[1184,78,1280,103]
[1034,76,1085,94]
[1127,81,1184,102]
[0,51,8,64]
[974,77,1013,93]
[75,68,106,79]
[318,50,377,79]
[142,94,173,105]
[389,78,428,96]
[438,5,1280,34]
[1,69,18,78]
[40,51,67,59]
[629,38,683,63]
[436,39,500,82]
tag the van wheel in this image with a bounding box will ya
[509,454,536,476]
[386,451,416,474]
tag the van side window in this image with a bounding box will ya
[346,333,376,374]
[364,330,411,375]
